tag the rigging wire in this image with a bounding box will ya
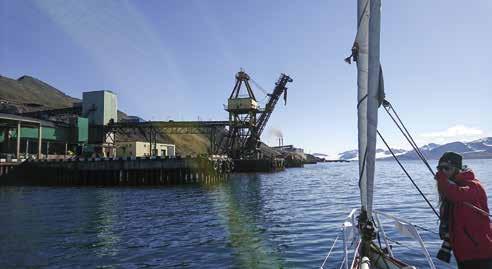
[382,100,435,176]
[383,237,457,269]
[320,233,341,269]
[250,78,269,96]
[413,224,440,235]
[383,100,492,219]
[337,256,347,269]
[250,78,270,106]
[377,130,441,219]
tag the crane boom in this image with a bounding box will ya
[244,74,293,153]
[257,74,292,137]
[217,71,293,159]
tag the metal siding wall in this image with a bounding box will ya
[10,126,69,141]
[83,91,118,125]
[103,91,118,124]
[83,91,106,125]
[77,117,89,143]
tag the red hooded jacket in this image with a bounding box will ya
[437,169,492,261]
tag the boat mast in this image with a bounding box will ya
[353,0,385,257]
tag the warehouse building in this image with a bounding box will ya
[2,90,117,159]
[0,113,88,160]
[116,141,175,158]
[0,89,177,160]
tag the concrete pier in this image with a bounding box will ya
[0,156,232,186]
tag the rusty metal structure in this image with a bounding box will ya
[103,120,229,156]
[70,69,292,160]
[221,70,293,159]
[222,70,260,158]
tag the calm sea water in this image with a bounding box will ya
[1,159,491,268]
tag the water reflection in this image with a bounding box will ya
[211,174,283,268]
[0,160,491,268]
[88,189,121,258]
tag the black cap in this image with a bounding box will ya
[438,152,462,169]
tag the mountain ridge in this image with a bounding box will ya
[337,137,492,160]
[0,74,79,113]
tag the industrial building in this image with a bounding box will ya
[272,145,306,159]
[115,141,175,158]
[0,88,183,161]
[0,90,119,159]
[0,70,292,165]
[82,90,118,126]
[0,113,88,160]
[81,90,118,156]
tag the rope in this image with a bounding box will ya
[377,130,440,218]
[320,233,341,269]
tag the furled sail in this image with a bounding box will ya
[354,0,385,218]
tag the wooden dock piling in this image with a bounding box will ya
[0,156,231,186]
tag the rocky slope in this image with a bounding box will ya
[0,75,79,113]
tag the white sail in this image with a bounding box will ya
[355,0,385,218]
[321,2,438,268]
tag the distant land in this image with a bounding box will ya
[337,137,492,160]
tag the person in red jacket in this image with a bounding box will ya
[436,152,492,269]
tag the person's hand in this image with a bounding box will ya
[435,170,447,181]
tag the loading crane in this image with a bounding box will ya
[244,73,293,156]
[220,70,293,159]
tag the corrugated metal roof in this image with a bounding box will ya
[0,113,56,127]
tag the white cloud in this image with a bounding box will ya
[420,125,484,138]
[417,125,486,145]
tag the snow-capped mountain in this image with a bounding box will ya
[467,137,492,151]
[395,137,492,160]
[420,143,439,151]
[337,149,359,160]
[338,148,406,161]
[337,137,492,160]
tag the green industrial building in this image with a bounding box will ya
[0,113,88,159]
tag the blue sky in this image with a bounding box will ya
[1,0,491,156]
